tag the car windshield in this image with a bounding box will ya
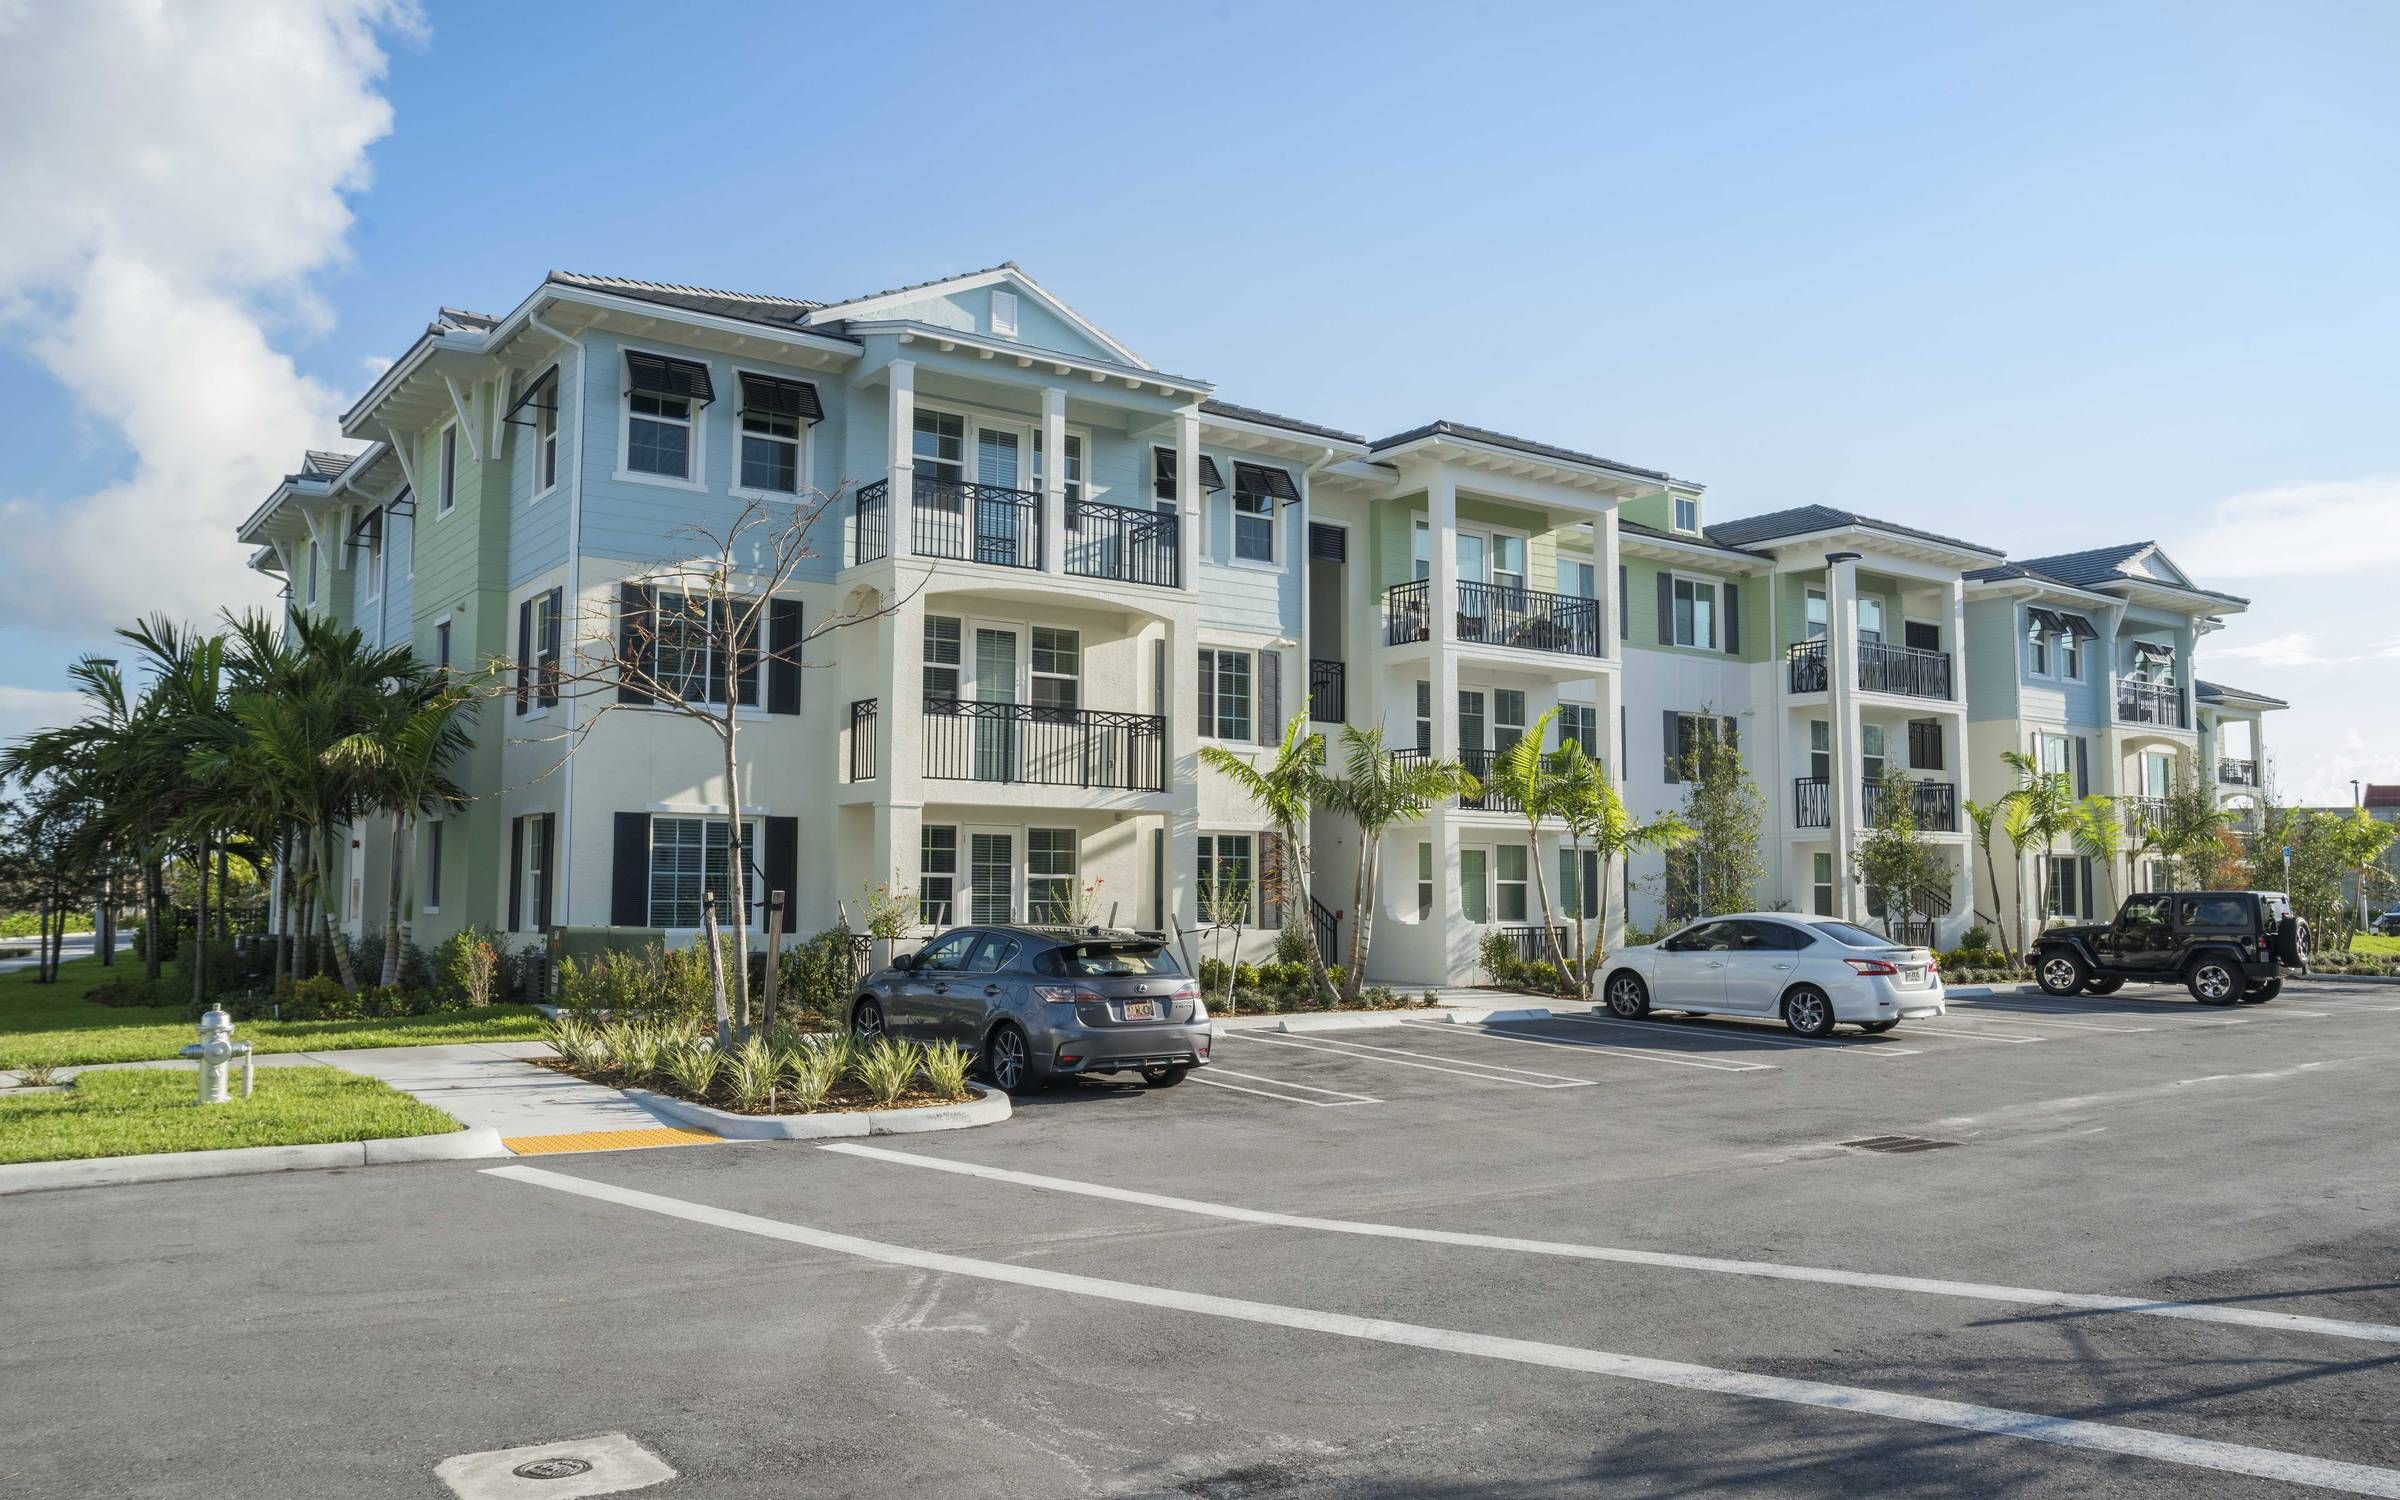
[1809,920,1907,949]
[1052,942,1181,977]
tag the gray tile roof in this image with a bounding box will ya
[1965,542,2249,607]
[1199,399,1363,445]
[2197,679,2290,709]
[1704,504,2001,558]
[298,450,357,481]
[1619,517,1770,559]
[813,261,1019,313]
[549,271,830,331]
[1368,419,1673,481]
[433,306,499,333]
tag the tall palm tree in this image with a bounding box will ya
[1201,712,1335,999]
[2001,750,2078,931]
[1322,724,1475,1000]
[1549,741,1689,994]
[1479,706,1574,982]
[1962,797,2014,960]
[327,675,477,985]
[2069,795,2123,913]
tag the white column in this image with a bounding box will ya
[1166,610,1203,936]
[2097,602,2124,795]
[1823,552,1863,921]
[1599,509,1624,663]
[886,360,916,558]
[1428,471,1460,761]
[1946,578,1967,704]
[1176,409,1202,594]
[1040,385,1067,575]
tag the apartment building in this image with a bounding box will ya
[233,261,2284,984]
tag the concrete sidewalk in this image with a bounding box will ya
[294,1042,716,1155]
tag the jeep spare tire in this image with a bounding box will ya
[2273,914,2303,967]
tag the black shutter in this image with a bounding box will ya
[1197,650,1215,738]
[1152,638,1166,717]
[534,816,555,929]
[1663,710,1683,784]
[767,598,802,714]
[2079,856,2094,918]
[508,816,525,932]
[618,583,656,705]
[1150,828,1165,932]
[1256,651,1281,746]
[733,602,761,707]
[611,813,650,927]
[514,599,532,714]
[1656,571,1673,647]
[538,587,562,706]
[1724,582,1740,653]
[2074,737,2090,799]
[763,815,798,910]
[1308,522,1346,562]
[1618,564,1629,642]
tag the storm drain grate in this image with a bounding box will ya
[1839,1134,1961,1154]
[513,1458,594,1481]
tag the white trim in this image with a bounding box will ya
[1668,570,1722,652]
[441,374,482,461]
[727,365,819,503]
[527,364,563,505]
[435,422,459,518]
[805,266,1153,371]
[613,342,709,492]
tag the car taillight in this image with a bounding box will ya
[1845,958,1899,976]
[1926,953,1940,971]
[1172,982,1200,1002]
[1034,985,1104,1005]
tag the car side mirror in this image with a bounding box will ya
[894,952,919,972]
[1661,937,1684,953]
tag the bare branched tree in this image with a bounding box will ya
[515,487,907,1030]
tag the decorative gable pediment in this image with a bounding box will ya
[2123,545,2194,588]
[806,266,1145,369]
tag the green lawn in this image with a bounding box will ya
[2353,934,2400,958]
[0,955,549,1069]
[0,1065,461,1165]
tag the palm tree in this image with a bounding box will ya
[1201,712,1335,999]
[2069,795,2123,913]
[2001,750,2077,931]
[327,674,477,986]
[1963,797,2014,960]
[1549,742,1689,994]
[1322,724,1475,1000]
[1479,707,1575,983]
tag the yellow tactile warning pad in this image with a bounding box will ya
[502,1126,721,1156]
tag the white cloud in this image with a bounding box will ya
[2273,726,2400,809]
[2176,475,2400,580]
[0,0,416,634]
[2211,631,2333,669]
[0,686,85,774]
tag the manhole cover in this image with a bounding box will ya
[512,1457,595,1480]
[1839,1134,1960,1154]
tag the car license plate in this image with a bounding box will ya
[1121,1000,1160,1021]
[1899,966,1924,985]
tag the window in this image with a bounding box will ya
[2143,751,2173,800]
[969,832,1014,923]
[914,409,966,484]
[1861,722,1886,782]
[1557,704,1598,757]
[424,820,444,912]
[920,825,958,926]
[1198,833,1254,925]
[1495,845,1529,923]
[1559,847,1600,920]
[2036,732,2072,780]
[1493,690,1526,756]
[1558,559,1596,598]
[1673,494,1700,532]
[655,593,758,707]
[647,817,751,928]
[1413,519,1430,580]
[361,510,385,601]
[1491,535,1527,595]
[1856,597,1885,645]
[924,616,962,701]
[1460,848,1489,923]
[1202,649,1252,740]
[1672,576,1718,649]
[1809,720,1831,781]
[434,618,452,672]
[305,540,320,606]
[738,374,813,495]
[1232,474,1276,562]
[2059,630,2082,681]
[628,389,693,479]
[1812,851,1835,916]
[2026,611,2051,676]
[1805,587,1827,640]
[2043,854,2081,918]
[1459,690,1487,755]
[1027,829,1076,923]
[1415,680,1432,754]
[1031,628,1079,713]
[1044,941,1181,978]
[1665,847,1702,921]
[521,589,561,711]
[438,425,457,515]
[1670,713,1736,781]
[531,370,561,495]
[967,935,1020,973]
[1417,842,1434,921]
[990,289,1018,336]
[917,930,978,971]
[1033,431,1085,507]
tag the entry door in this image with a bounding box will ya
[967,828,1017,925]
[969,626,1022,782]
[975,428,1026,565]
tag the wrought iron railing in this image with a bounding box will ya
[1065,498,1179,587]
[1384,579,1431,645]
[1497,925,1571,968]
[1457,746,1522,814]
[1786,639,1953,700]
[922,699,1166,792]
[1309,894,1339,967]
[1379,580,1600,656]
[1788,640,1829,693]
[1309,658,1346,723]
[1887,920,1938,949]
[1793,776,1959,831]
[848,698,878,781]
[2121,795,2170,833]
[2218,758,2258,786]
[2116,680,2186,729]
[912,475,1042,569]
[853,480,890,564]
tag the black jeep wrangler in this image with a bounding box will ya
[2032,890,2303,1005]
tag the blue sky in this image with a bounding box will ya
[2,0,2395,800]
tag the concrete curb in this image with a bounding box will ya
[1208,1005,1540,1035]
[1942,984,2041,998]
[2292,971,2400,986]
[0,1126,508,1197]
[623,1083,1009,1140]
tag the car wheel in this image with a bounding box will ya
[984,1021,1038,1094]
[2187,959,2239,1005]
[1783,986,1835,1039]
[1139,1064,1189,1088]
[2083,978,2124,996]
[851,998,887,1040]
[1604,971,1651,1018]
[2036,950,2088,996]
[1860,1019,1899,1034]
[2241,978,2282,1004]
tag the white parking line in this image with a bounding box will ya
[1560,1012,1916,1058]
[1189,1068,1381,1107]
[1930,1011,2154,1034]
[1401,1020,1779,1072]
[1887,1022,2046,1046]
[494,1164,2400,1498]
[820,1144,2400,1350]
[1225,1031,1598,1089]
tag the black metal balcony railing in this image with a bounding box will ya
[1309,658,1346,724]
[2117,679,2186,729]
[2121,795,2170,833]
[1457,745,1523,814]
[1793,777,1959,832]
[912,475,1041,569]
[2218,758,2258,786]
[853,480,890,565]
[1887,919,1938,949]
[1497,925,1571,968]
[1309,894,1339,968]
[922,698,1166,792]
[848,698,878,782]
[1381,580,1601,657]
[1065,497,1179,588]
[1785,639,1953,700]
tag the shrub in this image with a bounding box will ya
[1520,961,1562,994]
[1362,984,1400,1008]
[782,929,859,1015]
[724,1034,781,1112]
[778,1041,840,1114]
[1477,932,1523,987]
[1961,924,1993,951]
[1198,958,1231,994]
[921,1041,972,1101]
[1232,961,1262,991]
[276,975,358,1021]
[662,1039,722,1100]
[436,928,507,1009]
[1274,923,1311,966]
[855,1037,921,1106]
[1420,990,1441,1008]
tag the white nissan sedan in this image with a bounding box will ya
[1598,914,1946,1037]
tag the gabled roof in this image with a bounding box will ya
[1619,517,1771,560]
[548,271,830,333]
[1703,504,2001,559]
[433,306,499,333]
[802,262,1148,370]
[2197,680,2291,710]
[1966,541,2248,607]
[300,450,357,480]
[1367,419,1674,483]
[814,261,1017,315]
[1199,399,1363,445]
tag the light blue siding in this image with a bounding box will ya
[849,284,1128,366]
[506,354,575,589]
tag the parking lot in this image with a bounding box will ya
[7,978,2400,1498]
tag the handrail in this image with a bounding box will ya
[922,698,1166,792]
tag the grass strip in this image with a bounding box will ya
[0,1065,461,1165]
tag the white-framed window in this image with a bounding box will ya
[1495,845,1529,923]
[423,818,444,913]
[1857,596,1886,645]
[532,368,561,498]
[519,813,548,931]
[1673,494,1700,533]
[1201,648,1252,741]
[629,390,694,480]
[1493,689,1526,756]
[1198,833,1255,925]
[620,351,712,487]
[1032,430,1086,507]
[1558,559,1596,598]
[1027,828,1076,923]
[1031,627,1079,712]
[2036,731,2072,780]
[2143,750,2174,800]
[1557,704,1598,757]
[1809,719,1831,780]
[1413,518,1430,580]
[304,540,319,606]
[1232,473,1276,564]
[1491,534,1528,595]
[2026,610,2051,677]
[1805,587,1826,640]
[655,592,758,707]
[1417,841,1434,921]
[438,424,458,515]
[1813,851,1835,916]
[990,289,1019,337]
[648,816,751,929]
[2059,630,2083,681]
[736,372,811,496]
[913,408,966,484]
[361,509,384,602]
[1672,575,1719,649]
[1862,722,1886,781]
[920,825,959,927]
[2042,853,2082,919]
[521,589,561,716]
[1414,680,1432,753]
[923,615,962,701]
[1460,848,1489,924]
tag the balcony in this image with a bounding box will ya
[1309,658,1346,724]
[2218,757,2257,786]
[1458,746,1522,814]
[2121,795,2170,833]
[1065,497,1180,587]
[1383,579,1602,657]
[2116,680,2186,729]
[922,698,1166,793]
[851,475,1044,572]
[848,699,878,781]
[1793,776,1959,832]
[1785,640,1952,700]
[1495,925,1571,967]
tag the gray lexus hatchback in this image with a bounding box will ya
[850,926,1211,1094]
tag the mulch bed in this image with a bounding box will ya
[532,1056,968,1116]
